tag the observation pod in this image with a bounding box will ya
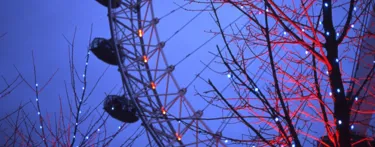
[317,135,375,147]
[90,38,124,65]
[96,0,121,8]
[103,95,139,123]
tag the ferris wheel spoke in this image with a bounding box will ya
[99,0,227,146]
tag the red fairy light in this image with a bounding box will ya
[151,82,156,89]
[138,29,143,37]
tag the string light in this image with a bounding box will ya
[266,8,269,12]
[97,128,100,132]
[86,62,88,65]
[36,98,39,101]
[79,110,82,114]
[86,136,89,140]
[283,31,287,35]
[118,126,121,129]
[255,88,259,92]
[338,120,342,125]
[227,74,231,78]
[326,71,329,75]
[76,123,78,126]
[40,126,43,129]
[326,32,330,36]
[73,136,76,138]
[351,24,354,28]
[38,112,40,115]
[337,88,340,93]
[111,106,114,110]
[240,6,244,9]
[305,51,309,54]
[275,117,279,122]
[82,87,85,90]
[355,97,358,101]
[329,92,332,96]
[35,83,38,87]
[225,139,228,143]
[83,74,85,77]
[354,7,357,11]
[319,21,322,25]
[336,32,339,36]
[351,125,354,130]
[324,3,328,7]
[292,144,295,147]
[335,58,339,63]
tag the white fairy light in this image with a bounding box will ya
[86,136,89,140]
[305,51,309,54]
[118,126,121,129]
[324,3,328,7]
[336,32,339,36]
[354,7,357,11]
[35,83,38,87]
[86,62,88,65]
[227,74,231,78]
[351,125,354,130]
[275,117,279,122]
[319,21,322,25]
[302,29,305,32]
[36,98,39,101]
[76,123,78,126]
[355,97,358,101]
[336,58,339,62]
[38,112,40,115]
[73,136,76,138]
[40,126,43,129]
[338,120,342,125]
[112,107,115,110]
[351,24,354,28]
[326,32,330,36]
[337,88,340,93]
[225,140,228,143]
[97,128,101,132]
[255,88,259,92]
[83,74,85,77]
[329,92,332,96]
[283,31,287,35]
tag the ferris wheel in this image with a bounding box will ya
[91,0,230,146]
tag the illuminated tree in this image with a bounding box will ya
[196,0,375,146]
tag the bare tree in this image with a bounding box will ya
[190,0,375,146]
[0,28,144,147]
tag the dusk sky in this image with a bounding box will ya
[1,0,372,146]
